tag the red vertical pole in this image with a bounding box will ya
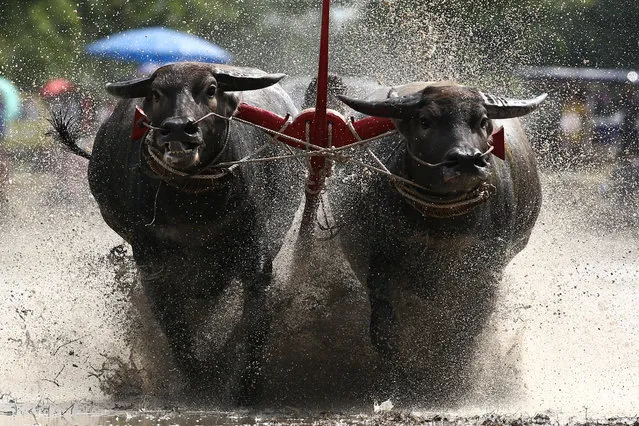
[307,0,331,195]
[301,0,331,235]
[311,0,330,149]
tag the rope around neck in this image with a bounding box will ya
[393,180,495,218]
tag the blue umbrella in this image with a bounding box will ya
[0,76,21,121]
[85,27,232,64]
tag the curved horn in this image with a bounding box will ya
[105,76,153,99]
[337,92,423,119]
[213,67,286,92]
[481,92,548,119]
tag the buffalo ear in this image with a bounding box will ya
[213,67,286,92]
[106,76,153,98]
[337,92,423,119]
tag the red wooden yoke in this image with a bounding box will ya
[232,0,398,232]
[131,0,507,235]
[132,0,506,235]
[235,103,396,189]
[231,0,506,233]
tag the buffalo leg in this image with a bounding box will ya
[235,251,274,406]
[367,251,402,398]
[134,248,217,394]
[141,273,202,384]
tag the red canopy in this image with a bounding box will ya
[40,78,75,97]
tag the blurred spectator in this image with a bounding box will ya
[20,95,41,121]
[559,90,594,159]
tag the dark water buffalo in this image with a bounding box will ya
[331,81,546,405]
[84,62,302,404]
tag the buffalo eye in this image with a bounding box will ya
[480,117,489,129]
[205,85,217,98]
[420,117,431,129]
[151,90,161,103]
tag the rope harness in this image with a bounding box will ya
[133,106,503,216]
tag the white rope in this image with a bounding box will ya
[142,107,399,173]
[346,117,363,142]
[340,117,399,151]
[345,157,431,192]
[146,145,229,179]
[333,129,398,152]
[140,106,495,212]
[366,147,392,174]
[142,121,163,131]
[406,139,495,167]
[405,143,455,168]
[215,149,336,168]
[227,112,326,151]
[481,145,494,157]
[145,181,163,226]
[143,110,291,178]
[191,112,217,125]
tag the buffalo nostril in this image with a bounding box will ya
[184,121,199,135]
[474,153,489,167]
[445,149,488,172]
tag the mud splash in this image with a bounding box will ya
[1,143,638,422]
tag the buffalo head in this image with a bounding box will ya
[106,62,285,171]
[338,82,546,204]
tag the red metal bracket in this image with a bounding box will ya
[490,126,505,160]
[235,103,395,150]
[132,106,149,141]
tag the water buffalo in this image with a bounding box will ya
[74,62,302,404]
[331,81,546,406]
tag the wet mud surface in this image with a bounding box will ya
[0,151,638,424]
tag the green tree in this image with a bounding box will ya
[3,0,639,95]
[0,0,244,90]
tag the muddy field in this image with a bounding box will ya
[0,148,638,424]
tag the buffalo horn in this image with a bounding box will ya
[213,68,286,92]
[337,92,423,119]
[481,92,548,119]
[106,76,153,99]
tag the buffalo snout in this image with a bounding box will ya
[159,116,202,147]
[444,147,490,175]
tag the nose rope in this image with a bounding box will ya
[405,141,494,167]
[143,115,231,180]
[142,111,218,131]
[405,143,456,168]
[481,145,495,157]
[191,112,217,125]
[142,121,163,131]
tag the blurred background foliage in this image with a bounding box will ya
[0,0,638,92]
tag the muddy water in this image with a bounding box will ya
[1,151,638,423]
